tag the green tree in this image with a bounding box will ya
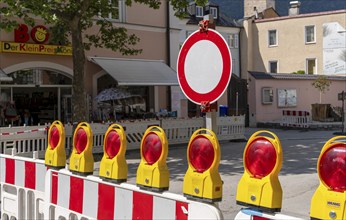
[292,70,305,74]
[0,0,206,123]
[312,75,332,103]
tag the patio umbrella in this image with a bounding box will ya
[95,88,133,102]
[95,88,135,120]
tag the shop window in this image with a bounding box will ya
[8,70,71,85]
[43,71,72,85]
[268,30,277,47]
[262,88,273,104]
[8,70,34,84]
[305,25,315,44]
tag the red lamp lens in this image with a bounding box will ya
[188,136,214,173]
[49,126,60,149]
[245,137,276,178]
[142,132,162,165]
[105,130,121,159]
[74,128,87,154]
[319,144,346,192]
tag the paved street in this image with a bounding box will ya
[95,127,340,219]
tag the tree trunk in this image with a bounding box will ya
[319,91,322,104]
[71,22,87,124]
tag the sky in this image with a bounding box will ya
[213,0,346,20]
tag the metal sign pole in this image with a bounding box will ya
[206,111,217,133]
[334,91,346,135]
[204,15,217,133]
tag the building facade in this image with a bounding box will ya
[241,1,346,126]
[242,8,346,80]
[0,1,176,125]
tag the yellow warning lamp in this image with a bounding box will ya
[69,122,94,175]
[136,126,169,192]
[236,130,283,212]
[45,120,66,169]
[183,128,222,203]
[99,123,128,183]
[310,136,346,220]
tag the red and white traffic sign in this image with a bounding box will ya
[177,29,232,104]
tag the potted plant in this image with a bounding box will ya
[311,76,332,121]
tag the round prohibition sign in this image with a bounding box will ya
[177,29,232,104]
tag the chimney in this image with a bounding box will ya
[289,1,301,16]
[254,7,259,19]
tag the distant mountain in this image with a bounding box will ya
[213,0,346,20]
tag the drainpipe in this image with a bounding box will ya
[166,1,172,111]
[166,1,171,66]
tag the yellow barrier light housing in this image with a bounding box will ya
[136,126,169,192]
[236,130,283,212]
[45,120,66,169]
[69,122,94,175]
[183,128,222,203]
[99,123,128,183]
[310,136,346,220]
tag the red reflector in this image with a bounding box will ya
[142,132,162,165]
[252,215,269,220]
[105,130,120,159]
[75,128,87,154]
[245,137,276,178]
[189,136,214,173]
[50,126,60,150]
[319,143,346,192]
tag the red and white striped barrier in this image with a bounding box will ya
[45,169,223,220]
[0,154,47,219]
[281,110,311,128]
[0,155,46,192]
[0,154,223,220]
[0,127,48,136]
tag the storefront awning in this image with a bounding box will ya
[0,69,13,82]
[90,57,178,86]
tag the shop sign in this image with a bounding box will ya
[15,24,50,44]
[0,23,72,56]
[1,41,72,56]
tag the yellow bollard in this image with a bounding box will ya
[136,126,169,192]
[45,120,66,169]
[183,128,222,203]
[69,122,94,175]
[99,123,128,183]
[236,130,283,212]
